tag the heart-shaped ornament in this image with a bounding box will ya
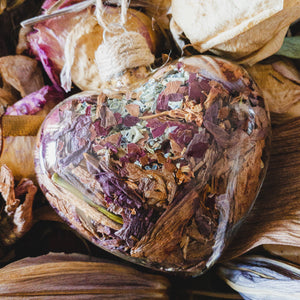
[35,55,271,275]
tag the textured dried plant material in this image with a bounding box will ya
[264,244,300,265]
[221,118,300,261]
[0,88,17,107]
[218,255,300,300]
[169,18,185,51]
[95,31,154,82]
[16,26,32,55]
[272,59,300,84]
[246,61,300,123]
[0,0,26,14]
[0,252,170,299]
[37,170,122,237]
[172,0,283,51]
[0,136,37,181]
[1,115,44,137]
[0,55,44,98]
[171,0,300,65]
[0,165,37,245]
[109,0,171,29]
[134,0,171,29]
[0,113,45,181]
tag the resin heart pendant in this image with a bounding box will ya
[35,56,271,275]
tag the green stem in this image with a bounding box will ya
[52,173,123,225]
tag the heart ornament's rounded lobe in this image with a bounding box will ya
[35,55,271,275]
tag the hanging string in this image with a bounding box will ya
[95,0,130,33]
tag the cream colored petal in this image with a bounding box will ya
[171,0,283,52]
[212,2,300,64]
[172,0,300,64]
[213,26,289,66]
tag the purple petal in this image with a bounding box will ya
[123,115,139,127]
[5,85,64,116]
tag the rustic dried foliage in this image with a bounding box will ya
[222,118,300,261]
[0,252,170,299]
[0,165,37,246]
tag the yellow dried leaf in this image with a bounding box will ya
[0,165,37,244]
[0,252,170,299]
[0,136,37,181]
[264,244,300,265]
[272,59,300,84]
[222,118,300,261]
[0,55,44,98]
[246,62,300,113]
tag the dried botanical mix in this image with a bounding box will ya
[0,252,170,299]
[35,55,270,275]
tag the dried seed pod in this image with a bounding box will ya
[218,255,300,300]
[0,252,170,299]
[35,55,270,275]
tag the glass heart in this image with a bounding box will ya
[35,55,271,275]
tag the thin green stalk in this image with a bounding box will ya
[52,173,123,225]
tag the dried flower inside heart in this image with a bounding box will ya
[35,55,271,275]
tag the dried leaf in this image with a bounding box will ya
[0,136,37,181]
[222,118,300,261]
[0,252,170,299]
[0,164,17,213]
[0,88,17,106]
[16,26,32,55]
[219,255,300,300]
[272,59,300,84]
[0,55,44,98]
[246,62,300,114]
[264,244,300,265]
[0,0,26,14]
[13,178,37,237]
[5,85,65,116]
[0,165,37,245]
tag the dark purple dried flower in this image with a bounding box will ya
[123,115,139,127]
[186,131,209,158]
